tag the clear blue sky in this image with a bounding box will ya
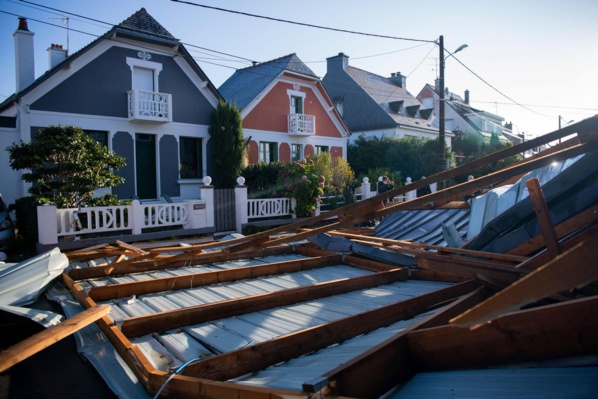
[1,0,596,137]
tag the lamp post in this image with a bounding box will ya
[437,36,468,188]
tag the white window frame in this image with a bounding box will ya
[287,89,306,115]
[126,57,163,92]
[259,141,278,163]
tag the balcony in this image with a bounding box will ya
[288,113,315,136]
[128,89,172,123]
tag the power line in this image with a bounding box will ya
[450,53,550,118]
[170,0,435,44]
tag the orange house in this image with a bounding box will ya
[219,54,348,164]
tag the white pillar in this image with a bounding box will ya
[37,204,58,245]
[234,176,248,233]
[200,176,215,230]
[130,200,143,235]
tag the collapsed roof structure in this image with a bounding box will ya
[2,116,598,398]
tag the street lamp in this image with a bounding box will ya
[437,36,468,188]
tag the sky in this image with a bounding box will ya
[1,0,597,137]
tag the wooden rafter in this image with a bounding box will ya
[408,295,598,371]
[450,229,598,327]
[178,280,480,381]
[121,268,409,337]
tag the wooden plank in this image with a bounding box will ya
[415,256,524,286]
[525,178,562,258]
[121,268,410,338]
[116,240,151,255]
[331,231,527,263]
[88,254,342,301]
[408,295,598,371]
[507,204,598,257]
[67,245,293,280]
[0,305,111,372]
[181,280,480,381]
[319,286,490,398]
[450,230,598,327]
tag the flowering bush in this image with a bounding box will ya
[277,159,323,217]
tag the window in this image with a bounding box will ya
[179,137,203,179]
[291,144,302,162]
[126,57,162,92]
[259,142,278,163]
[315,145,329,155]
[334,101,343,117]
[85,130,108,147]
[290,95,303,114]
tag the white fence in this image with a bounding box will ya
[38,185,215,246]
[36,175,431,247]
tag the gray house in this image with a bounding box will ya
[0,9,222,206]
[322,52,440,144]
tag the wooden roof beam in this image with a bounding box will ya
[408,295,598,371]
[88,254,343,301]
[121,268,409,337]
[450,229,598,327]
[181,280,480,381]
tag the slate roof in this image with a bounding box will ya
[117,7,177,40]
[347,67,436,131]
[0,8,220,112]
[219,53,318,110]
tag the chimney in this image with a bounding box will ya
[464,89,470,104]
[326,52,349,73]
[14,17,35,93]
[389,71,406,89]
[48,43,67,69]
[434,78,441,93]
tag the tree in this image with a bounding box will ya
[7,125,126,208]
[208,101,245,188]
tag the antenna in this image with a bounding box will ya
[49,16,70,55]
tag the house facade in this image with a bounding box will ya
[322,52,441,145]
[218,53,348,164]
[417,82,519,144]
[0,9,221,206]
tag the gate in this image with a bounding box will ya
[214,189,236,232]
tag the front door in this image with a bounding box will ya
[136,133,157,199]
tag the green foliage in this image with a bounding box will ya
[209,101,245,188]
[277,160,323,217]
[6,125,126,208]
[309,152,355,196]
[241,162,286,199]
[348,135,445,184]
[85,194,121,207]
[451,132,522,183]
[357,167,402,189]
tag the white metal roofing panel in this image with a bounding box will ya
[211,258,269,269]
[212,318,281,342]
[184,323,252,354]
[256,254,308,263]
[130,335,182,372]
[152,331,214,362]
[161,290,206,308]
[236,312,305,336]
[389,367,598,399]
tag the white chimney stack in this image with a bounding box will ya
[14,17,35,93]
[48,43,67,69]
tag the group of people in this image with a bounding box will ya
[377,176,394,197]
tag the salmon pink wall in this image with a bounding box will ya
[304,145,314,158]
[331,146,343,158]
[243,80,344,138]
[279,143,290,163]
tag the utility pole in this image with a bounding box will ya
[437,35,445,189]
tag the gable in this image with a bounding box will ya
[30,46,215,124]
[242,80,345,138]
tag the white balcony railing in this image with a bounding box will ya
[288,113,315,135]
[128,89,172,122]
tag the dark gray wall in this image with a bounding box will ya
[112,131,135,199]
[159,134,180,197]
[32,46,215,124]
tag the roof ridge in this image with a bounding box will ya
[117,7,177,41]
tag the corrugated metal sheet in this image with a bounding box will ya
[388,367,598,399]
